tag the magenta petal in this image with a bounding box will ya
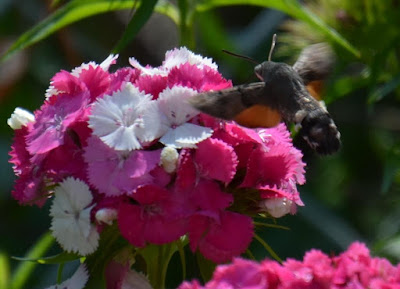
[143,215,187,245]
[223,122,262,144]
[208,258,267,289]
[150,166,172,187]
[195,138,238,184]
[118,202,146,247]
[191,180,233,211]
[124,150,161,178]
[167,63,232,92]
[51,70,86,95]
[79,66,111,101]
[241,145,294,188]
[109,67,140,92]
[27,91,90,155]
[135,74,168,99]
[119,185,187,246]
[9,126,31,176]
[85,136,154,196]
[177,280,204,289]
[189,211,254,263]
[11,173,46,207]
[257,123,292,147]
[176,149,197,192]
[131,184,169,204]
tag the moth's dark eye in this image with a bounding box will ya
[254,64,264,81]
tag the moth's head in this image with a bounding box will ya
[254,61,280,81]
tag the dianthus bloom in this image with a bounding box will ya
[8,47,305,266]
[179,242,400,289]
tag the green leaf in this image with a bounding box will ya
[0,252,10,289]
[368,73,400,104]
[10,232,55,289]
[196,9,235,56]
[112,0,159,53]
[195,0,360,58]
[177,0,196,48]
[0,0,179,63]
[12,251,80,264]
[325,75,369,103]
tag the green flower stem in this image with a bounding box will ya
[140,243,178,289]
[0,252,10,289]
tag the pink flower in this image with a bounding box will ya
[206,258,267,289]
[167,63,232,92]
[118,185,188,247]
[84,136,160,196]
[194,138,238,184]
[135,74,167,99]
[27,90,90,155]
[189,209,253,263]
[181,242,400,289]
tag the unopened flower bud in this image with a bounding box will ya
[160,146,179,173]
[95,208,118,225]
[259,198,292,218]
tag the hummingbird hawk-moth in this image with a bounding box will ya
[189,37,341,155]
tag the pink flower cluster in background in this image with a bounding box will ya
[180,242,400,289]
[8,47,305,263]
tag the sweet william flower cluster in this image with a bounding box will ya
[9,48,305,264]
[180,242,400,289]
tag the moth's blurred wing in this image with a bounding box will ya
[293,43,335,87]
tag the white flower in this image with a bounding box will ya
[121,269,153,289]
[50,177,99,255]
[7,107,35,129]
[95,208,118,225]
[88,83,162,151]
[129,57,166,76]
[157,86,213,148]
[160,146,179,173]
[163,47,218,71]
[71,54,118,77]
[129,47,218,77]
[45,264,89,289]
[259,198,293,218]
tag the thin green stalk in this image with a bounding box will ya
[56,263,65,284]
[10,232,55,289]
[253,234,282,263]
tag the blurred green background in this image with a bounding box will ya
[1,0,400,288]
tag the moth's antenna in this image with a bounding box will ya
[268,34,277,61]
[222,50,259,65]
